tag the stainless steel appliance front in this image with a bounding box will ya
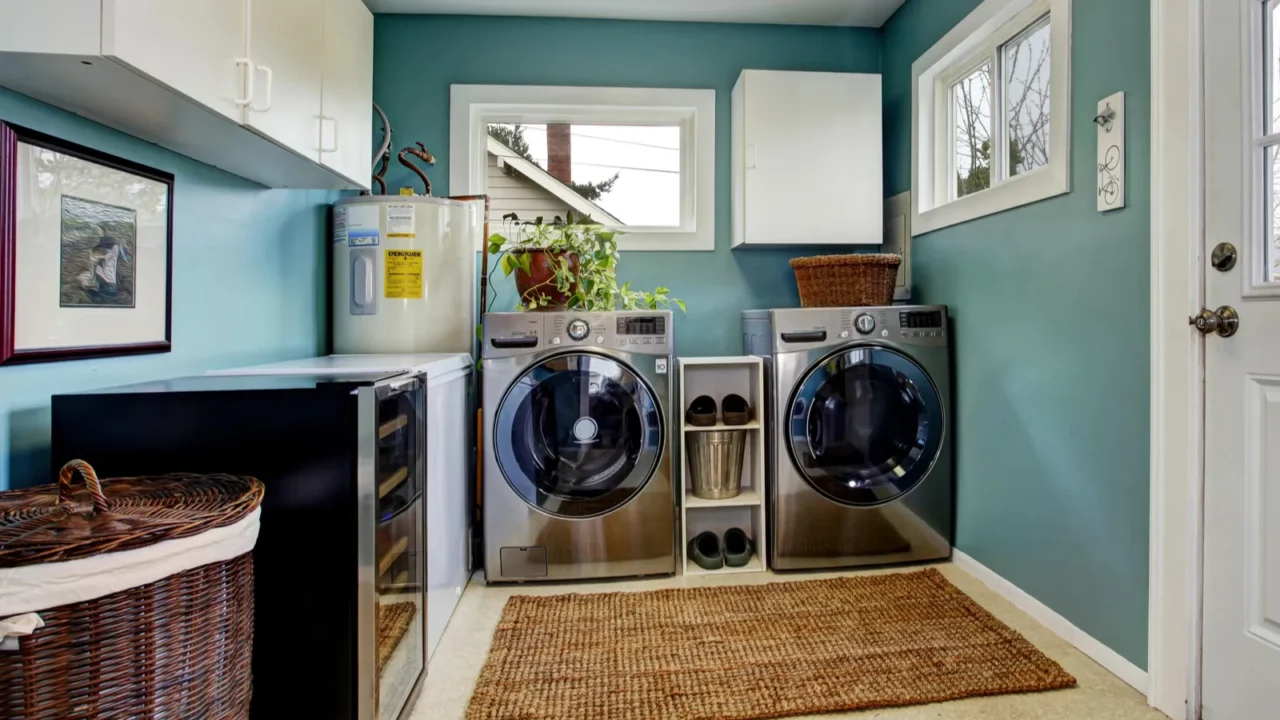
[357,376,427,720]
[745,306,954,571]
[482,311,676,582]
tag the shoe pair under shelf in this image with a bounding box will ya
[686,394,752,427]
[688,528,754,571]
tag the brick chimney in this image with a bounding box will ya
[547,124,572,184]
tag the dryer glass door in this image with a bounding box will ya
[495,352,663,518]
[787,346,944,506]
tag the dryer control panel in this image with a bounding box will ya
[751,305,949,353]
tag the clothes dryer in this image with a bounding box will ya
[743,306,953,570]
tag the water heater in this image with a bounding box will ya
[333,196,480,354]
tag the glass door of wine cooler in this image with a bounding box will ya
[358,378,426,720]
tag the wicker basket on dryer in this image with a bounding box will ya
[789,253,902,307]
[0,459,264,720]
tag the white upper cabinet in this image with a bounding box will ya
[243,0,326,163]
[0,0,371,190]
[100,0,246,123]
[320,0,374,188]
[731,70,883,247]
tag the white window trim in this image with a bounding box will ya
[910,0,1072,236]
[449,84,716,252]
[1246,0,1280,295]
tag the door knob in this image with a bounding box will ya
[1190,306,1239,337]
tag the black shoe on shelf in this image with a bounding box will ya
[686,395,718,427]
[723,527,754,568]
[687,530,724,570]
[721,394,751,426]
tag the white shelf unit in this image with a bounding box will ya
[677,356,768,576]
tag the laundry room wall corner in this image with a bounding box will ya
[879,0,1152,670]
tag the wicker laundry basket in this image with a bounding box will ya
[789,253,901,307]
[0,460,264,720]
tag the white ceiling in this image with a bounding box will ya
[362,0,907,28]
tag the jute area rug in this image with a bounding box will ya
[466,569,1076,720]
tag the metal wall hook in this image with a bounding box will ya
[1094,103,1116,132]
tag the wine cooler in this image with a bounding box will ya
[51,372,429,720]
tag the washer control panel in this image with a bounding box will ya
[484,311,674,357]
[566,318,590,341]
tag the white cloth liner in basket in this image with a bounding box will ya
[0,506,261,644]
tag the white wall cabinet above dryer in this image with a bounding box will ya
[731,69,883,247]
[0,0,372,190]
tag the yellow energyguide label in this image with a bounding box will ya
[384,249,424,299]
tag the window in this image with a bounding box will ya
[450,85,716,251]
[912,0,1070,235]
[951,62,993,199]
[1263,0,1280,283]
[485,123,681,227]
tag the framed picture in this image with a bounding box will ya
[0,122,173,365]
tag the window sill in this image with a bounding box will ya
[911,164,1068,236]
[617,227,714,252]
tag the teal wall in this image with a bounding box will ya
[373,16,881,357]
[0,89,338,490]
[881,0,1151,667]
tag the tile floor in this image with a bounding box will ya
[410,563,1167,720]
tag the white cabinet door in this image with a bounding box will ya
[320,0,373,189]
[100,0,246,122]
[244,0,324,163]
[733,70,882,246]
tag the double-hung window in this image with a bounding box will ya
[450,85,716,251]
[911,0,1071,235]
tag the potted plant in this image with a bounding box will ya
[486,212,686,313]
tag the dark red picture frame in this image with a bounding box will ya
[0,121,174,365]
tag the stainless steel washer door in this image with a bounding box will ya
[494,352,663,518]
[786,345,944,507]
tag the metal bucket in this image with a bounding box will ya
[688,430,747,499]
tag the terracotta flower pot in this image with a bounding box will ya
[513,249,579,310]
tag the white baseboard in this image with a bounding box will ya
[951,549,1149,694]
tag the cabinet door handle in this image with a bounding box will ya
[320,116,339,153]
[250,65,273,112]
[234,58,254,107]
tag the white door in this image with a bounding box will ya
[1201,1,1280,718]
[244,0,324,162]
[100,0,246,122]
[320,0,373,188]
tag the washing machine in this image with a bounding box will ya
[483,310,676,582]
[743,306,953,570]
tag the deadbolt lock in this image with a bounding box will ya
[1210,242,1238,271]
[1190,306,1239,337]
